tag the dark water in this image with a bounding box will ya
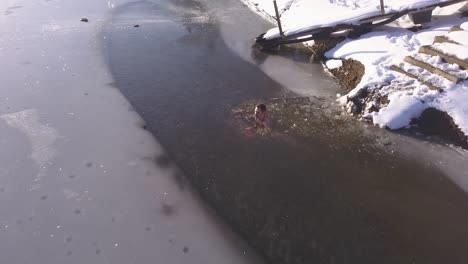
[103,0,468,263]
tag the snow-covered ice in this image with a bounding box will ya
[0,0,262,263]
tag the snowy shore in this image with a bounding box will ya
[242,0,468,146]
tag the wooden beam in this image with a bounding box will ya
[433,36,458,45]
[404,56,461,83]
[419,45,468,69]
[359,12,396,24]
[449,26,463,32]
[390,65,443,91]
[273,0,284,39]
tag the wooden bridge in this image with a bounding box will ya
[255,0,468,50]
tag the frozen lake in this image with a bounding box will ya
[1,0,468,263]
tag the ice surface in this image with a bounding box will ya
[0,0,261,263]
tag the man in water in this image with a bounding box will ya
[254,103,271,133]
[231,103,271,136]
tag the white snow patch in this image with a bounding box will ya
[446,30,468,44]
[372,93,428,129]
[326,59,343,69]
[435,82,468,135]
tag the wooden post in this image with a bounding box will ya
[379,0,385,14]
[273,0,285,38]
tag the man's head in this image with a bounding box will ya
[255,104,267,121]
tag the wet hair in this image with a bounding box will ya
[256,104,267,112]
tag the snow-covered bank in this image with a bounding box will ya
[241,0,468,144]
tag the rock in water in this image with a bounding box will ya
[81,18,89,22]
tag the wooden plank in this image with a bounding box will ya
[449,26,463,32]
[437,0,468,8]
[404,56,461,83]
[390,65,443,91]
[433,36,459,45]
[446,30,468,46]
[419,45,468,69]
[358,12,397,24]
